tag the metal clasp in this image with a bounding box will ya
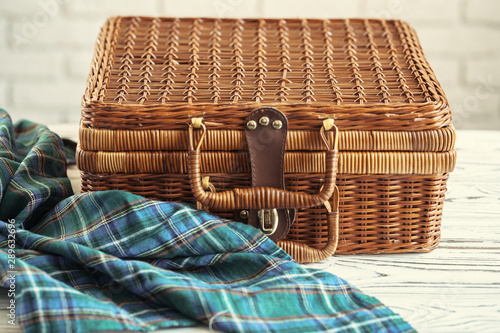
[258,209,278,235]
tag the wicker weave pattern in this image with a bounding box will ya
[83,17,451,131]
[77,149,456,175]
[82,102,451,131]
[79,126,456,152]
[80,172,448,254]
[86,17,443,104]
[79,17,456,260]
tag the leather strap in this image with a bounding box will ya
[238,107,295,241]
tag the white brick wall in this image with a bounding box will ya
[159,0,261,18]
[364,0,461,24]
[10,17,100,51]
[0,0,498,129]
[467,61,500,87]
[66,54,94,80]
[465,0,500,24]
[0,79,7,109]
[427,59,461,88]
[417,26,500,57]
[0,1,42,17]
[260,0,359,18]
[0,51,63,79]
[0,18,7,51]
[65,0,159,17]
[12,82,82,108]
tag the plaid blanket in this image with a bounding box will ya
[0,110,415,333]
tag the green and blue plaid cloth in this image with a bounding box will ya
[0,109,415,333]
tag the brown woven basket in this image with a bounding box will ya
[77,17,456,263]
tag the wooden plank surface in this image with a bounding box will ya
[312,130,500,332]
[1,129,499,332]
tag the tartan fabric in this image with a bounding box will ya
[0,110,415,333]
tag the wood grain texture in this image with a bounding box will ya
[309,130,500,332]
[1,129,499,332]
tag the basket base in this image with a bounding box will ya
[80,172,448,255]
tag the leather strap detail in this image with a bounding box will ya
[241,106,295,241]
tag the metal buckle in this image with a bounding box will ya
[258,209,278,235]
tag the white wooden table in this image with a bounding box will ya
[2,128,499,332]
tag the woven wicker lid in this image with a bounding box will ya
[82,17,452,131]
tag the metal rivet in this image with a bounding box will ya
[246,120,257,130]
[259,116,269,126]
[272,120,283,130]
[240,210,249,219]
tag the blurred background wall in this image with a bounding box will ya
[0,0,499,129]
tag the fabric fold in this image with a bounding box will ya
[0,109,415,333]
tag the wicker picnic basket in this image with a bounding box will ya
[77,17,456,263]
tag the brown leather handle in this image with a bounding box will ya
[278,212,339,263]
[188,118,338,211]
[188,147,338,211]
[277,186,339,263]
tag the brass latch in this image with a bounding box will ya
[258,209,278,235]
